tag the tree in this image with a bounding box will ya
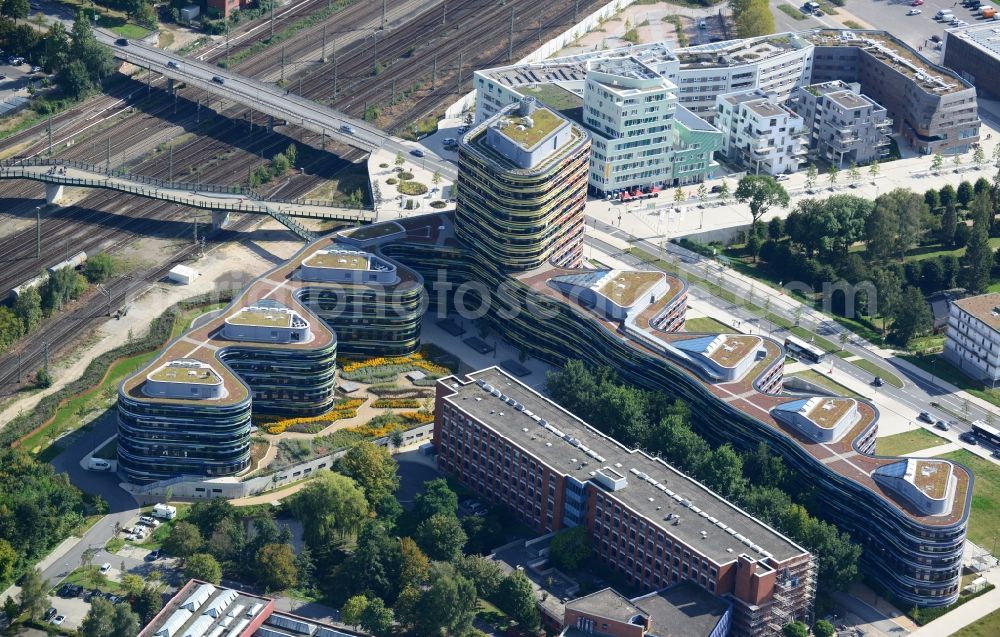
[549,526,591,571]
[696,183,708,202]
[3,596,18,623]
[974,145,987,169]
[57,58,92,99]
[958,181,974,207]
[12,285,41,335]
[394,152,405,168]
[83,252,115,283]
[746,233,762,262]
[17,568,48,621]
[399,537,430,588]
[805,164,818,190]
[867,189,925,260]
[496,570,540,631]
[288,471,368,547]
[782,622,809,637]
[110,603,140,637]
[743,442,787,489]
[132,585,164,624]
[717,180,730,202]
[735,175,790,231]
[120,574,144,597]
[941,201,958,246]
[2,0,29,21]
[954,152,963,168]
[40,265,86,315]
[828,164,839,187]
[342,595,369,628]
[964,190,994,293]
[0,308,22,356]
[768,216,784,241]
[80,597,115,637]
[414,478,458,521]
[0,539,15,584]
[453,554,505,598]
[163,521,203,558]
[814,619,836,637]
[347,521,402,601]
[256,543,297,591]
[872,268,903,335]
[360,597,394,637]
[416,513,467,561]
[733,0,774,38]
[339,441,399,508]
[432,171,442,188]
[183,553,222,584]
[890,286,932,345]
[931,152,944,171]
[848,161,861,185]
[869,160,880,179]
[674,187,686,204]
[701,444,746,499]
[405,564,478,637]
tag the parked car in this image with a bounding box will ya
[99,562,111,574]
[912,0,924,5]
[918,411,934,424]
[115,38,128,46]
[457,124,469,134]
[138,516,159,527]
[907,9,922,15]
[51,615,65,626]
[145,549,161,561]
[935,420,951,431]
[44,608,57,621]
[442,137,457,146]
[960,431,978,445]
[409,148,425,158]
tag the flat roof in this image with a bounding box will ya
[947,21,1000,59]
[806,398,855,429]
[599,271,664,307]
[953,293,1000,333]
[520,83,585,113]
[148,360,222,385]
[226,307,293,328]
[590,56,661,82]
[806,30,970,95]
[138,580,269,637]
[565,588,644,624]
[494,106,566,149]
[914,460,952,500]
[708,335,760,368]
[303,250,369,270]
[446,367,808,564]
[635,581,731,637]
[826,90,870,110]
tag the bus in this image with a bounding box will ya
[971,420,1000,447]
[784,335,827,364]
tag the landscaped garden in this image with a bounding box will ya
[874,428,947,457]
[939,449,1000,548]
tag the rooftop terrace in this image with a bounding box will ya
[148,360,222,385]
[806,397,856,430]
[707,335,761,368]
[913,460,952,500]
[494,106,567,149]
[226,307,294,328]
[303,250,370,270]
[599,271,664,307]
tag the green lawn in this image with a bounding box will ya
[171,303,226,339]
[954,607,1000,636]
[902,353,1000,409]
[788,369,866,400]
[777,4,807,19]
[110,23,152,39]
[19,351,157,456]
[60,566,125,595]
[850,358,904,388]
[940,450,1000,548]
[875,428,947,457]
[685,317,731,333]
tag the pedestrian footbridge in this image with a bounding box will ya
[0,158,376,241]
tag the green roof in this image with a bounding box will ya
[149,364,221,385]
[227,308,293,327]
[496,107,566,149]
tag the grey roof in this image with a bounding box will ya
[445,368,808,564]
[674,105,718,132]
[635,581,731,637]
[565,588,645,624]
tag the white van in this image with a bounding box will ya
[87,458,111,471]
[152,503,177,520]
[935,9,954,19]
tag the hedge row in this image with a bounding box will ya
[1,292,234,448]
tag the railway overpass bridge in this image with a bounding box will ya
[95,30,459,181]
[0,158,377,241]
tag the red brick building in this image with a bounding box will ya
[435,368,815,637]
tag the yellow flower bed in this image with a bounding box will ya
[265,399,365,435]
[340,350,449,375]
[372,398,422,409]
[345,410,433,439]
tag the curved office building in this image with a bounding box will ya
[117,238,424,484]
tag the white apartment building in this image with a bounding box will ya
[715,89,807,175]
[943,293,1000,386]
[583,56,677,195]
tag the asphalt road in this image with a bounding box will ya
[583,221,998,436]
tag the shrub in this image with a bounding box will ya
[372,398,421,409]
[398,171,414,180]
[398,181,428,196]
[386,177,398,185]
[430,200,447,209]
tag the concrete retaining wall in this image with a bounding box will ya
[443,0,641,120]
[131,423,435,500]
